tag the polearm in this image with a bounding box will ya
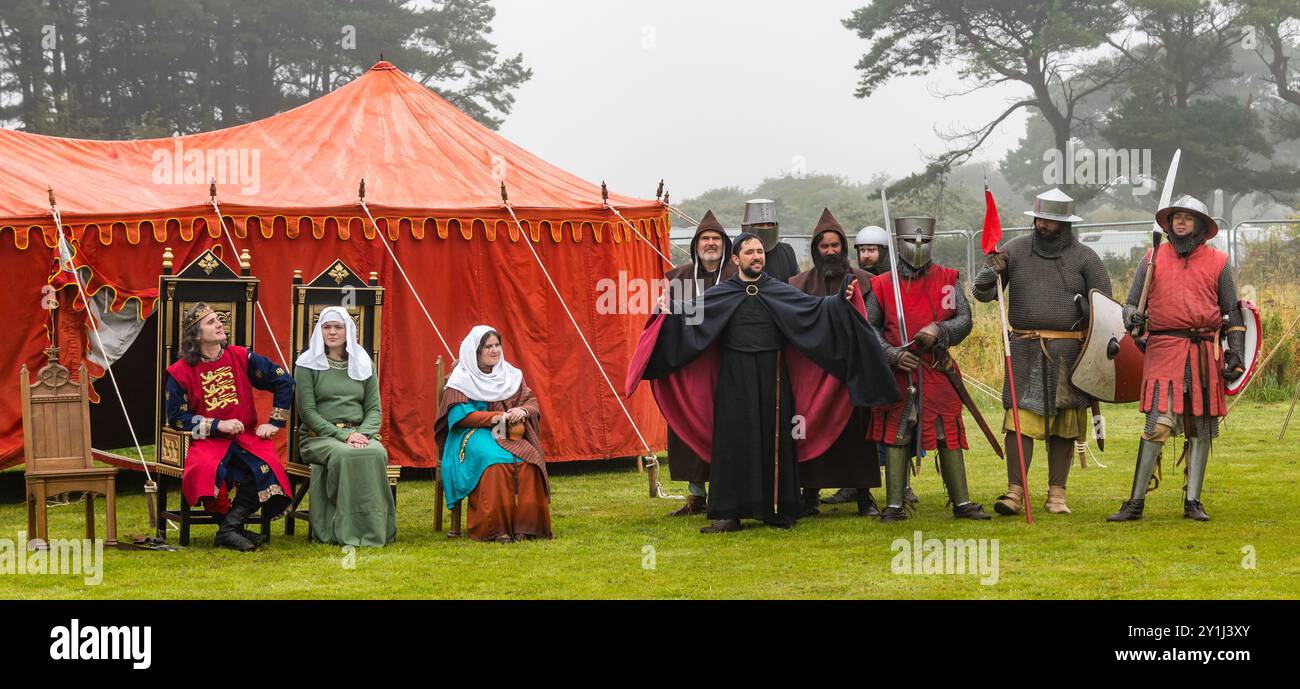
[880,189,923,468]
[983,178,1033,524]
[1130,150,1180,339]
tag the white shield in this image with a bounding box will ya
[1070,289,1145,403]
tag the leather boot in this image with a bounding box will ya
[821,487,858,505]
[214,486,257,552]
[857,490,881,517]
[1107,499,1145,522]
[1183,499,1210,521]
[953,502,991,520]
[700,519,743,534]
[232,484,264,547]
[1044,485,1071,514]
[878,505,909,522]
[994,483,1024,516]
[667,495,707,517]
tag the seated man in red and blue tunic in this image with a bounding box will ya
[164,302,294,551]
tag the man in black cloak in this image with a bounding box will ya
[625,233,899,533]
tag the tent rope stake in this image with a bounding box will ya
[356,186,454,359]
[47,188,158,526]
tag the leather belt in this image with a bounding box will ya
[1010,328,1085,340]
[1010,328,1084,361]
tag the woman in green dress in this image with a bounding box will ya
[294,306,396,546]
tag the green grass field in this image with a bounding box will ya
[1,397,1296,600]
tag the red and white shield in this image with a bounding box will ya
[1070,290,1145,403]
[1224,300,1261,396]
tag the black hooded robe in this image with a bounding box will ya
[635,273,899,523]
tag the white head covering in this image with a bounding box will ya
[294,306,374,381]
[445,325,522,402]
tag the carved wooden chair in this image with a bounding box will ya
[283,260,399,538]
[433,355,462,537]
[23,351,118,549]
[153,247,271,545]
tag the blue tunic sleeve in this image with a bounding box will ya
[165,372,221,439]
[247,350,295,427]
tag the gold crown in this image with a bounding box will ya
[185,304,215,330]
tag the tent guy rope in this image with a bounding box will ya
[48,187,159,528]
[500,183,679,499]
[208,182,289,368]
[356,179,455,360]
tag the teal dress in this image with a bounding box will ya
[440,400,521,508]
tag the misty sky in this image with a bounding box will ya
[490,0,1030,200]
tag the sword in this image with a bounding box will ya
[880,188,923,468]
[933,349,1003,459]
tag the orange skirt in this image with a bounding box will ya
[467,462,553,542]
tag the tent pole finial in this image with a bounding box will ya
[47,186,56,209]
[664,191,671,206]
[500,181,509,205]
[656,179,663,201]
[601,180,608,206]
[209,178,216,202]
[359,178,366,202]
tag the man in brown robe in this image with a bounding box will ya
[788,208,882,517]
[660,210,736,516]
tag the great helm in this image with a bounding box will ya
[741,199,778,227]
[1156,194,1218,240]
[742,198,779,250]
[893,216,936,269]
[854,225,889,247]
[1024,187,1083,223]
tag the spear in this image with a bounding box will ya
[982,179,1032,524]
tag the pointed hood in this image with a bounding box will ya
[808,208,847,253]
[689,210,731,260]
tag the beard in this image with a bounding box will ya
[814,250,849,282]
[1034,220,1063,239]
[741,262,764,279]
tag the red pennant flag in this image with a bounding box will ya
[982,182,1003,255]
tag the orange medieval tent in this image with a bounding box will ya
[0,60,669,470]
